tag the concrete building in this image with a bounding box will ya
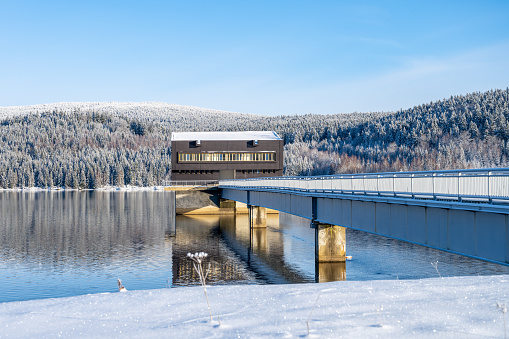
[170,131,283,181]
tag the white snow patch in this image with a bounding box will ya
[171,131,282,141]
[1,275,508,338]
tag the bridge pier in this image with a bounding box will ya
[249,205,267,228]
[312,222,346,262]
[220,198,236,214]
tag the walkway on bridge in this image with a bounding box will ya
[220,168,509,265]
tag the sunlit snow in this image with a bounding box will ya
[1,275,508,338]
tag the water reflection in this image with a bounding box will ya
[219,213,346,283]
[316,263,346,283]
[170,214,328,286]
[2,190,509,304]
[0,190,176,302]
[171,215,255,286]
[0,191,175,261]
[219,213,317,284]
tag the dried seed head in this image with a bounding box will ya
[186,251,208,263]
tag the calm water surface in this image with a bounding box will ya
[1,190,509,303]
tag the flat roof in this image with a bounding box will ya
[171,131,282,141]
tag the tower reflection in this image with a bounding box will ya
[170,212,347,286]
[219,213,347,284]
[171,215,252,286]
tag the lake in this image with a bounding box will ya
[1,190,509,303]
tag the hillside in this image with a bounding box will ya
[0,88,508,188]
[287,88,509,175]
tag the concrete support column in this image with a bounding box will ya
[313,222,346,262]
[220,198,236,214]
[249,205,267,228]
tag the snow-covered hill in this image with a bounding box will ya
[0,101,256,120]
[1,88,508,189]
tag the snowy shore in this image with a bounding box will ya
[1,275,508,338]
[0,186,166,192]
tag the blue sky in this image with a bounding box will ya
[1,1,508,115]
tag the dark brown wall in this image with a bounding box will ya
[171,139,283,181]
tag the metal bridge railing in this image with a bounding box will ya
[163,180,219,187]
[219,168,509,203]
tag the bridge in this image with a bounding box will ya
[219,168,509,265]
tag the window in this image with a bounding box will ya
[178,152,276,162]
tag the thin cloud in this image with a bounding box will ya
[315,41,509,113]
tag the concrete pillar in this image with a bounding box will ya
[219,198,236,214]
[313,222,346,262]
[249,205,267,228]
[315,262,346,283]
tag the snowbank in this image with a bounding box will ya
[1,275,508,338]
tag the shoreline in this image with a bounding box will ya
[0,185,167,192]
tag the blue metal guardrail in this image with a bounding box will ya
[219,168,509,204]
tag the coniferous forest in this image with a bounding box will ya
[0,88,508,188]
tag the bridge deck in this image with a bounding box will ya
[219,168,509,265]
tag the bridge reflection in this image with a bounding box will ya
[171,214,345,285]
[170,215,251,286]
[221,168,509,265]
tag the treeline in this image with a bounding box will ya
[0,111,171,188]
[285,88,509,175]
[0,88,508,188]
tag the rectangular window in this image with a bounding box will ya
[178,152,276,162]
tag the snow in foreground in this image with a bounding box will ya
[1,275,508,338]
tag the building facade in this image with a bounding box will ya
[171,131,283,181]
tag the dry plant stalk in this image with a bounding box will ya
[431,261,441,278]
[187,252,220,325]
[306,293,321,336]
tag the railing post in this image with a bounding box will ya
[458,172,462,202]
[393,173,396,197]
[433,173,436,200]
[377,175,380,197]
[488,171,492,203]
[411,173,414,198]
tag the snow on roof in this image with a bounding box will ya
[171,131,281,141]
